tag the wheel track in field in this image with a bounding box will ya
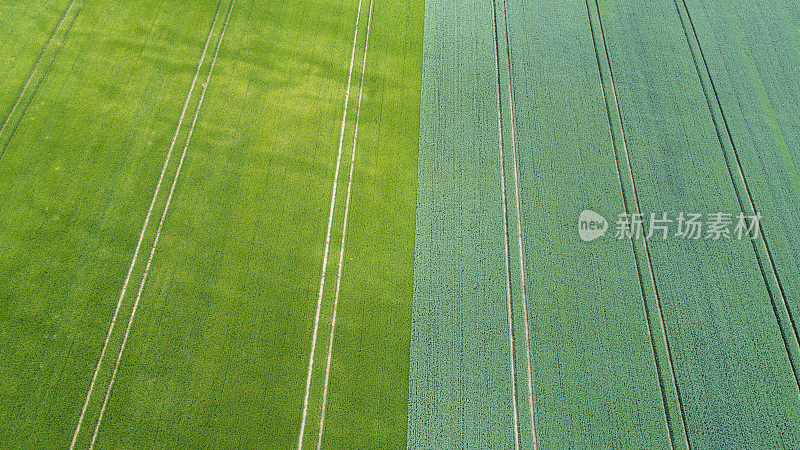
[582,0,678,445]
[316,0,374,447]
[69,1,229,447]
[87,2,236,446]
[496,0,537,447]
[0,0,87,158]
[298,0,365,447]
[585,0,690,448]
[490,0,521,447]
[672,0,800,394]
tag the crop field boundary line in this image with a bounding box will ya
[582,0,675,444]
[87,2,236,445]
[498,0,537,446]
[316,1,375,446]
[589,0,691,447]
[673,0,800,394]
[490,0,521,446]
[69,2,225,447]
[298,0,365,447]
[0,0,88,158]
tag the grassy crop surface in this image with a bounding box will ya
[0,0,422,447]
[504,0,671,446]
[409,0,671,447]
[590,0,800,445]
[408,0,517,447]
[3,0,800,447]
[410,0,800,447]
[678,0,800,382]
[0,0,83,150]
[0,1,69,110]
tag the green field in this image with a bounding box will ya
[411,0,800,448]
[2,0,799,448]
[1,0,422,447]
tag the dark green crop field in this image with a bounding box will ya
[410,0,800,448]
[1,0,798,448]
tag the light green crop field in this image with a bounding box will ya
[3,0,800,448]
[0,0,422,447]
